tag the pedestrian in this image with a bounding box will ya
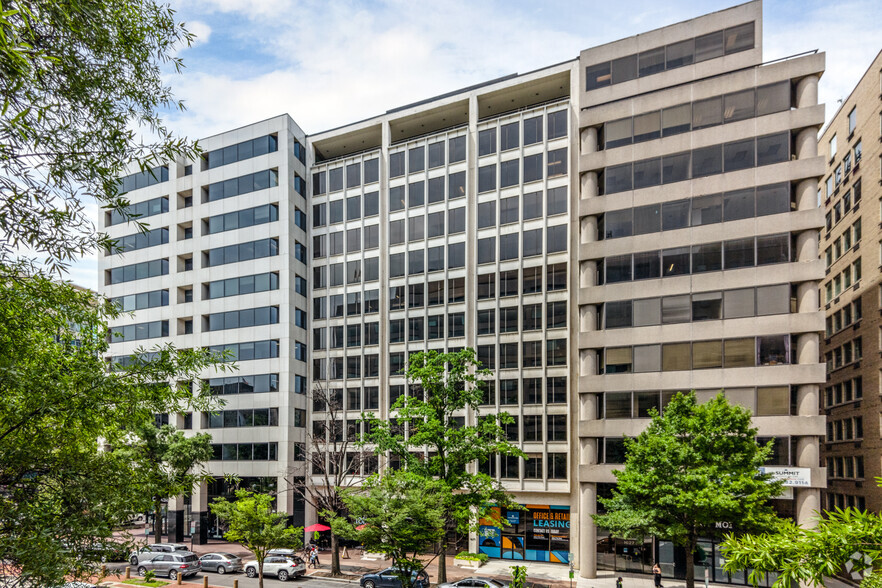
[616,577,623,588]
[310,546,320,568]
[652,563,663,588]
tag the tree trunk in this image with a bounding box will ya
[152,499,162,544]
[258,563,264,588]
[437,539,447,583]
[331,530,340,575]
[685,534,697,588]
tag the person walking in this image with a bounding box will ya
[652,563,663,588]
[309,546,321,568]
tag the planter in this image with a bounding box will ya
[362,552,388,562]
[454,558,483,569]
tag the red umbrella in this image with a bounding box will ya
[355,524,367,530]
[304,523,331,532]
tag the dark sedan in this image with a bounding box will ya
[361,568,430,588]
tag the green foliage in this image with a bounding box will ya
[0,0,198,272]
[0,266,221,587]
[510,565,527,588]
[455,552,489,562]
[362,349,524,581]
[118,423,213,541]
[122,579,167,588]
[210,490,302,588]
[863,572,882,588]
[143,569,156,583]
[721,506,882,587]
[329,470,446,588]
[593,392,783,588]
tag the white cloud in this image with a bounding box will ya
[186,20,213,46]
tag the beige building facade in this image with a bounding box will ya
[99,1,827,583]
[820,49,882,513]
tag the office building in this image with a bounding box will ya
[99,1,826,582]
[819,49,882,513]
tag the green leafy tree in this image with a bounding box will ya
[0,0,197,273]
[121,423,213,542]
[0,266,222,588]
[363,349,524,582]
[329,470,446,588]
[721,497,882,587]
[210,490,303,588]
[593,392,783,588]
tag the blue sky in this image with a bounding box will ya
[67,0,882,288]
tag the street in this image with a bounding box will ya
[187,572,353,588]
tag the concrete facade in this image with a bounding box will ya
[98,0,827,582]
[819,49,882,513]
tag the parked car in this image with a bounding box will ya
[437,578,508,588]
[128,543,188,566]
[136,551,201,580]
[199,552,243,574]
[244,555,306,581]
[361,568,430,588]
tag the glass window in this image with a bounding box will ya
[662,199,689,231]
[500,159,519,188]
[633,251,660,280]
[757,132,789,166]
[448,243,465,269]
[500,196,518,225]
[523,229,542,258]
[605,209,632,239]
[662,103,691,136]
[633,158,661,189]
[757,81,791,116]
[611,54,638,84]
[585,62,612,91]
[427,211,445,238]
[478,237,496,264]
[757,284,790,316]
[449,171,466,200]
[662,247,690,276]
[547,110,567,140]
[427,245,444,272]
[724,139,755,172]
[605,163,632,193]
[605,300,632,329]
[427,176,445,203]
[523,153,543,183]
[633,204,660,235]
[606,118,632,149]
[662,152,690,184]
[724,237,755,269]
[724,89,755,123]
[757,386,790,416]
[693,340,722,369]
[364,191,379,216]
[547,148,567,178]
[692,291,722,321]
[408,181,425,207]
[449,136,466,163]
[662,295,690,324]
[691,193,722,226]
[758,335,789,365]
[606,254,632,283]
[389,185,405,211]
[478,201,496,229]
[662,342,691,371]
[408,146,425,173]
[638,47,665,77]
[756,234,789,265]
[633,298,661,326]
[666,38,694,69]
[448,208,465,234]
[634,111,661,143]
[756,183,789,217]
[408,215,424,242]
[724,288,755,319]
[605,347,632,373]
[479,128,497,156]
[695,30,724,62]
[724,22,754,54]
[692,144,722,177]
[389,152,405,178]
[478,164,496,193]
[693,97,722,130]
[499,233,519,261]
[501,122,519,151]
[634,344,661,372]
[428,142,445,169]
[524,115,543,145]
[723,188,755,220]
[691,242,722,273]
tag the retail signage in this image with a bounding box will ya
[759,466,811,487]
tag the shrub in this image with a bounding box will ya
[455,552,489,562]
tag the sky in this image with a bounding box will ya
[67,0,882,288]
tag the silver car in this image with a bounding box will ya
[136,551,201,580]
[244,555,306,581]
[129,543,189,566]
[199,552,243,574]
[437,578,509,588]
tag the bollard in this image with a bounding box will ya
[203,576,209,588]
[233,580,238,588]
[176,572,182,586]
[125,566,131,579]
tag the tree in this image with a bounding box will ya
[287,380,369,575]
[0,0,197,273]
[329,470,446,588]
[363,349,524,582]
[592,392,783,588]
[721,500,882,587]
[121,423,213,542]
[210,490,303,588]
[0,267,222,588]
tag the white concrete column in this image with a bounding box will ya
[581,127,598,154]
[797,281,819,314]
[580,260,598,288]
[796,333,819,367]
[795,178,819,211]
[796,230,819,263]
[796,384,819,417]
[579,483,597,578]
[795,488,821,529]
[581,392,599,421]
[580,349,598,379]
[581,171,599,200]
[795,128,818,160]
[580,304,598,332]
[795,75,819,110]
[795,435,819,467]
[580,216,598,244]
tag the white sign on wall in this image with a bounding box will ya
[759,466,811,487]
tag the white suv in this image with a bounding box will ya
[128,543,189,566]
[244,555,306,581]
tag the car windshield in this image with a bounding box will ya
[219,553,237,559]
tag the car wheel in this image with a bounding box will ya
[217,565,226,575]
[130,556,139,566]
[365,581,376,588]
[279,570,289,582]
[246,567,257,578]
[168,569,178,580]
[137,567,147,577]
